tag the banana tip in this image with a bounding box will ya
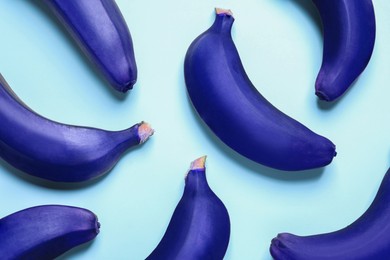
[138,122,154,143]
[96,221,101,234]
[119,79,136,93]
[215,8,234,17]
[315,90,331,101]
[190,156,207,170]
[185,156,207,179]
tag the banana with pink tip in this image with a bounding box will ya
[147,157,231,259]
[185,8,336,171]
[0,74,154,182]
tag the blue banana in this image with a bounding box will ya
[313,0,376,101]
[184,8,336,171]
[42,0,137,92]
[0,205,99,259]
[271,167,390,259]
[147,156,231,259]
[0,74,153,182]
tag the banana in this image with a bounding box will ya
[271,167,390,259]
[0,74,153,182]
[184,8,336,171]
[312,0,376,101]
[0,205,99,259]
[41,0,137,92]
[147,156,230,259]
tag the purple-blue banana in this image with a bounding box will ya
[0,74,153,182]
[0,205,99,259]
[147,157,230,259]
[313,0,376,101]
[184,8,336,171]
[42,0,137,92]
[271,167,390,259]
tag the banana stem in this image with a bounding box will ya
[138,122,154,144]
[190,156,207,170]
[215,8,233,17]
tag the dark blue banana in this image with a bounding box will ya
[271,167,390,259]
[0,74,153,182]
[42,0,138,92]
[184,8,336,171]
[147,157,230,259]
[0,205,99,259]
[313,0,376,101]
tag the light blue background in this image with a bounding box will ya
[0,0,389,259]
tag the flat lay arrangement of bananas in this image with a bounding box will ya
[0,0,388,259]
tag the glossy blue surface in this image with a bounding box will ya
[185,11,335,171]
[43,0,137,92]
[0,75,146,182]
[0,0,389,259]
[271,168,390,259]
[147,161,230,259]
[0,205,99,259]
[313,0,376,101]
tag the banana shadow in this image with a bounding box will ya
[316,79,362,110]
[56,240,96,260]
[178,68,325,182]
[287,0,322,34]
[23,0,129,101]
[0,143,148,190]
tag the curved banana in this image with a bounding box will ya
[184,8,336,171]
[313,0,376,101]
[271,167,390,259]
[147,157,231,259]
[0,205,99,259]
[42,0,137,92]
[0,74,153,182]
